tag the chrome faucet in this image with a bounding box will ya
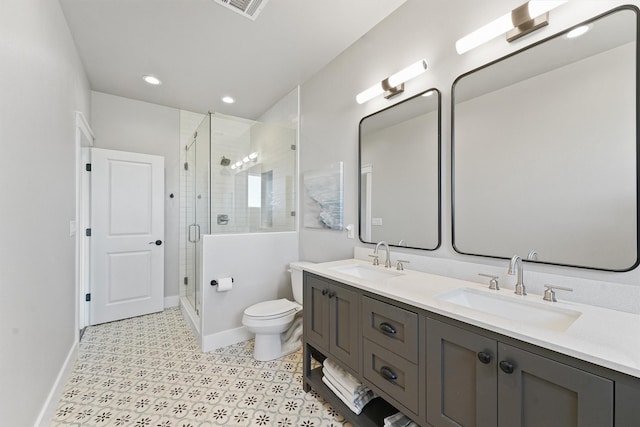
[374,241,392,268]
[508,255,526,295]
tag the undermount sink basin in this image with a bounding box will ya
[436,288,582,331]
[329,264,402,281]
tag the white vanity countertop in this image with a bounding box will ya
[304,258,640,379]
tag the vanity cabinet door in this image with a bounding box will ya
[303,273,360,373]
[304,273,330,351]
[329,283,360,372]
[498,343,613,427]
[426,319,498,427]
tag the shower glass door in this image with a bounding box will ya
[184,114,210,316]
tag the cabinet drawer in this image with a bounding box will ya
[363,339,418,414]
[362,296,418,363]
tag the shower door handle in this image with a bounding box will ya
[188,224,202,243]
[188,224,196,243]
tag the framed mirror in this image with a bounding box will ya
[359,89,441,250]
[452,6,638,271]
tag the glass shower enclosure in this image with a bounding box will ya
[181,112,297,320]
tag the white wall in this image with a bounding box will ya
[299,0,640,310]
[0,0,90,425]
[200,232,299,350]
[90,91,181,302]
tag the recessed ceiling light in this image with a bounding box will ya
[222,96,235,104]
[142,75,162,85]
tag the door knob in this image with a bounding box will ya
[149,240,163,246]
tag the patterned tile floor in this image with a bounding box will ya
[51,308,351,427]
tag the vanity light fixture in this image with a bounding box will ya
[356,59,428,104]
[142,75,162,85]
[455,1,567,55]
[230,152,258,171]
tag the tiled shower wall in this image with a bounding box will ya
[210,116,296,234]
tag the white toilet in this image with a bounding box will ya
[242,261,312,361]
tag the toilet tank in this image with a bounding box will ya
[289,261,314,305]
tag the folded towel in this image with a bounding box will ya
[323,358,367,394]
[323,367,375,408]
[322,375,364,415]
[383,411,419,427]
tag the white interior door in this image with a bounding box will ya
[90,148,164,325]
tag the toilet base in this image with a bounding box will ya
[252,318,303,361]
[253,333,301,361]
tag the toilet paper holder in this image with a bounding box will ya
[211,278,234,286]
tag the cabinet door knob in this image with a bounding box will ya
[321,289,328,296]
[379,322,397,335]
[499,360,515,374]
[380,366,398,382]
[477,351,492,364]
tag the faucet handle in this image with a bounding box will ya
[396,260,410,271]
[479,273,500,290]
[368,254,379,266]
[543,285,573,302]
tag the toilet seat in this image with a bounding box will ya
[243,298,301,320]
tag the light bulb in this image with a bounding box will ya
[356,83,385,104]
[387,59,428,88]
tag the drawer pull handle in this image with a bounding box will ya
[379,322,397,335]
[380,366,398,382]
[477,351,492,364]
[328,291,336,299]
[499,360,515,374]
[321,289,328,296]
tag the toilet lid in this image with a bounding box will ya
[244,299,299,319]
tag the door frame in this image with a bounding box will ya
[75,112,94,339]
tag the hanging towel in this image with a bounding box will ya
[322,375,367,415]
[323,358,367,394]
[322,366,375,408]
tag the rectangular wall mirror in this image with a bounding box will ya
[359,89,441,250]
[452,6,638,271]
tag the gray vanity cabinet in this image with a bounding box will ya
[361,296,421,416]
[303,273,360,373]
[426,319,614,427]
[425,318,497,427]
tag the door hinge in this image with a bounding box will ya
[85,163,92,172]
[85,293,91,302]
[85,228,91,237]
[184,277,188,285]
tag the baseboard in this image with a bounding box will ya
[34,340,78,427]
[202,326,253,353]
[164,294,180,308]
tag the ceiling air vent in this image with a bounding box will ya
[213,0,270,21]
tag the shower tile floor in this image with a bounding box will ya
[51,307,351,427]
